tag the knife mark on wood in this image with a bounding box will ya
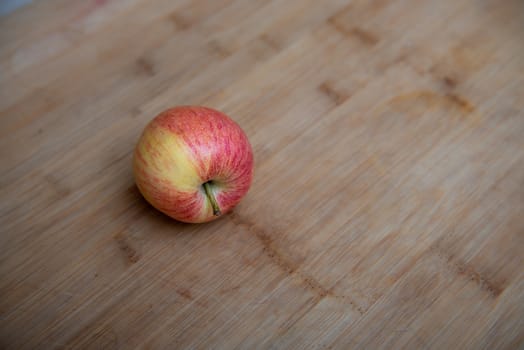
[229,212,298,275]
[429,245,506,298]
[385,91,479,124]
[228,212,364,314]
[278,284,364,335]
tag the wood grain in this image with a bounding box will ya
[1,0,523,349]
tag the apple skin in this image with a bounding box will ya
[133,106,253,223]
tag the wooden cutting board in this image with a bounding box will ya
[1,0,523,348]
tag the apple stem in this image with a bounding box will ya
[203,182,221,216]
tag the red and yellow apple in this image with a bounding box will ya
[133,106,254,223]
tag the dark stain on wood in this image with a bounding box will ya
[349,27,380,46]
[445,93,475,113]
[176,288,193,300]
[332,293,366,315]
[219,285,241,295]
[208,39,231,59]
[43,173,72,199]
[442,75,458,89]
[457,263,506,297]
[428,63,462,90]
[386,91,477,121]
[135,57,155,77]
[318,81,349,106]
[328,18,380,46]
[168,12,191,31]
[259,33,280,51]
[114,231,140,264]
[301,275,331,298]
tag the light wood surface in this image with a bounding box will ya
[1,0,523,348]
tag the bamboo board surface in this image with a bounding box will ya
[1,0,523,348]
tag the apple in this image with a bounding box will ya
[133,106,254,223]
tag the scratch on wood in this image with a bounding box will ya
[228,212,364,314]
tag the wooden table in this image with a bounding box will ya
[1,0,523,348]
